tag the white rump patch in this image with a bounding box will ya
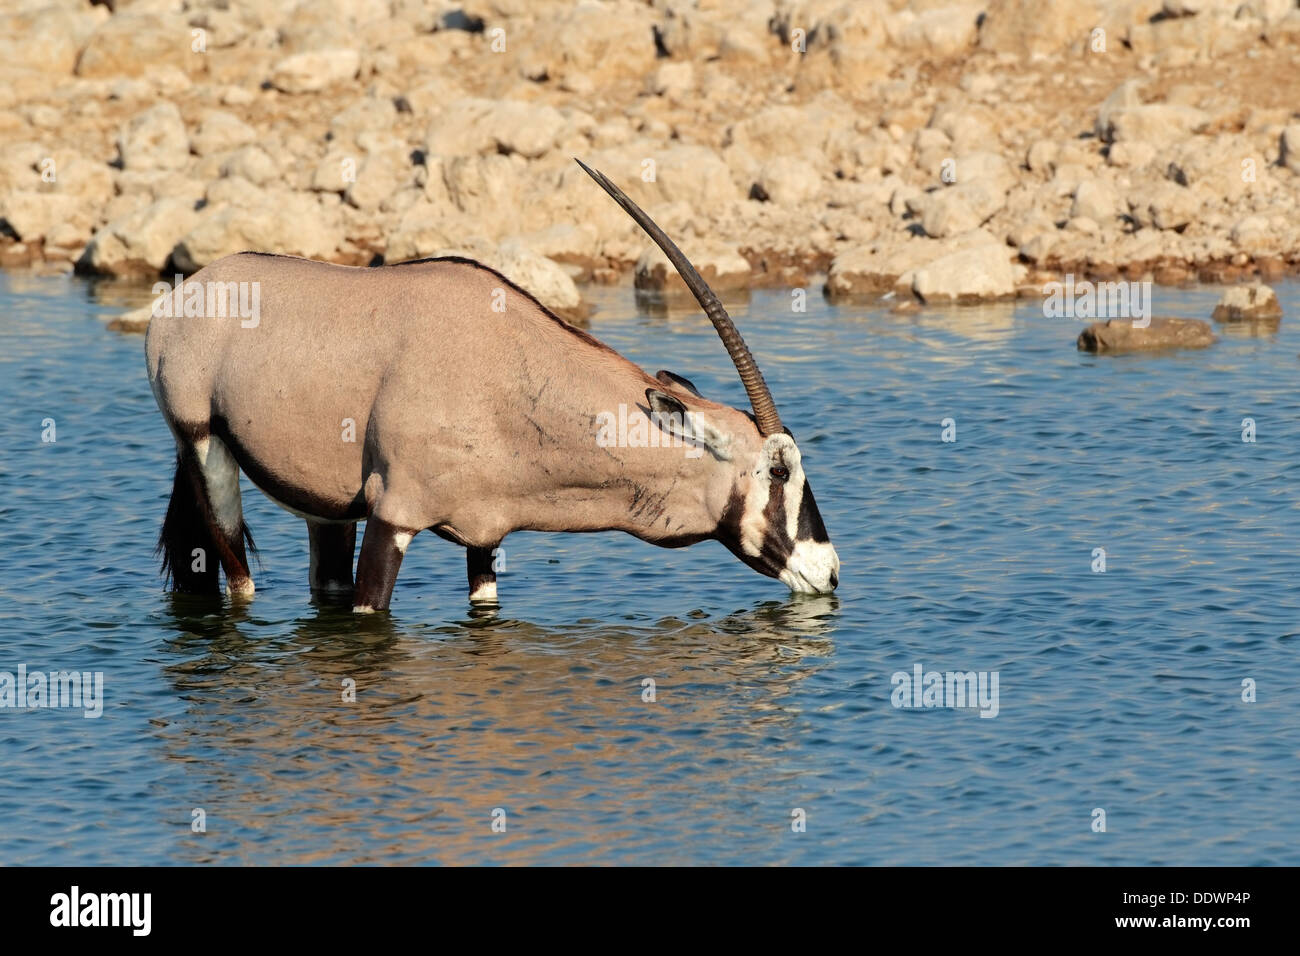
[197,434,243,534]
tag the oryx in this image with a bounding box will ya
[146,160,839,611]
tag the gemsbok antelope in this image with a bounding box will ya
[147,160,839,611]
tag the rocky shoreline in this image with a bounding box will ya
[2,0,1299,321]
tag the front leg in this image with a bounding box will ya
[466,544,501,604]
[353,517,415,613]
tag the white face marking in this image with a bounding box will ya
[739,434,802,559]
[469,580,498,603]
[780,539,840,594]
[197,434,243,534]
[738,434,840,593]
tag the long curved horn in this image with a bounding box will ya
[575,158,783,436]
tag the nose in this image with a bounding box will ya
[829,570,838,589]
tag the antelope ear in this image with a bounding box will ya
[655,369,704,398]
[645,389,733,460]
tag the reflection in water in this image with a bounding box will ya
[154,597,837,864]
[5,271,1300,865]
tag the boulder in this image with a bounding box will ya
[1131,182,1200,231]
[751,157,823,206]
[269,50,360,93]
[192,111,258,157]
[1100,104,1209,144]
[118,103,190,172]
[1071,180,1122,223]
[912,242,1018,302]
[1211,284,1283,321]
[1077,317,1216,352]
[0,192,82,242]
[0,5,104,75]
[171,192,346,272]
[106,304,154,334]
[77,13,194,78]
[80,197,202,277]
[491,239,587,320]
[634,240,751,296]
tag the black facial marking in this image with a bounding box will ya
[796,481,831,543]
[759,477,795,569]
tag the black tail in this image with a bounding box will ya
[157,450,221,593]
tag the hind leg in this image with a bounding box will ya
[308,520,356,598]
[193,434,256,597]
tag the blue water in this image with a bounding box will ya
[1,270,1297,865]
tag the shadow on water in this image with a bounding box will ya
[149,593,840,864]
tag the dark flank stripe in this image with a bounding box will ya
[210,414,367,522]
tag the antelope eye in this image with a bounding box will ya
[769,465,789,482]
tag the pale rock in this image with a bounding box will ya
[219,145,279,187]
[81,197,201,276]
[491,239,585,315]
[77,14,193,78]
[1230,214,1270,247]
[647,61,695,98]
[427,98,565,160]
[117,102,190,172]
[107,304,155,334]
[752,156,823,206]
[0,192,82,241]
[329,96,399,148]
[1107,141,1157,168]
[0,5,104,75]
[979,0,1105,55]
[1132,182,1200,231]
[912,241,1018,302]
[1071,180,1122,222]
[346,148,412,211]
[1212,283,1283,321]
[383,200,465,263]
[635,240,751,295]
[269,49,361,94]
[1102,104,1209,144]
[717,24,770,63]
[192,110,258,157]
[894,5,981,57]
[442,153,523,224]
[914,189,982,238]
[171,192,346,271]
[1026,140,1059,174]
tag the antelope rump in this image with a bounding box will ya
[145,160,840,612]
